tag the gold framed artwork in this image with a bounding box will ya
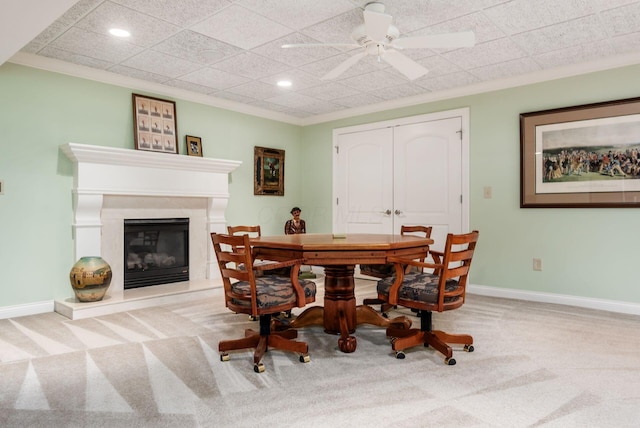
[185,135,202,157]
[520,97,640,208]
[132,93,178,154]
[254,146,284,196]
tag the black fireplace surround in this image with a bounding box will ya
[124,218,189,289]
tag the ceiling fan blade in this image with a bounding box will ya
[393,31,476,49]
[363,10,393,42]
[282,43,359,49]
[321,52,367,80]
[382,50,428,80]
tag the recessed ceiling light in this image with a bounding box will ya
[109,28,130,38]
[277,80,292,87]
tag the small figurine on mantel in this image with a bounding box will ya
[284,207,315,279]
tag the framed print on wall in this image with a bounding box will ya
[132,93,178,154]
[520,97,640,208]
[185,135,202,157]
[254,146,284,196]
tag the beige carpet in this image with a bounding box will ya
[1,279,639,427]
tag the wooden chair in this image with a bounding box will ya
[377,230,479,365]
[362,225,433,316]
[211,232,317,373]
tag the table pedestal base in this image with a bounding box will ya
[286,265,411,353]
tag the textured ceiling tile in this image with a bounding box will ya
[179,67,251,91]
[300,8,363,44]
[122,50,202,78]
[390,0,492,33]
[373,83,432,101]
[74,1,181,48]
[107,64,171,84]
[338,69,409,92]
[610,31,640,54]
[190,4,293,50]
[211,52,289,79]
[298,82,361,101]
[165,79,220,95]
[225,81,283,100]
[512,15,607,56]
[238,0,355,31]
[49,26,144,63]
[38,46,112,69]
[252,33,341,67]
[331,92,385,108]
[152,31,243,65]
[265,92,318,108]
[443,37,527,69]
[415,71,480,92]
[599,2,640,37]
[111,0,232,27]
[301,100,346,115]
[470,57,542,81]
[483,0,599,35]
[211,91,258,104]
[534,40,616,68]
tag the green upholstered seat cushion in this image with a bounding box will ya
[377,272,460,304]
[230,276,316,309]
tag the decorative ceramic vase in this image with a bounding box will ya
[69,256,113,302]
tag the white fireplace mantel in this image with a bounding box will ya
[58,143,241,319]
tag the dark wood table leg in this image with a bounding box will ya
[284,264,411,353]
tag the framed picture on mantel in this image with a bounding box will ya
[132,93,178,154]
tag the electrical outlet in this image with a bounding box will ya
[483,186,492,199]
[533,258,542,271]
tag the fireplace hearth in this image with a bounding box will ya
[57,143,242,320]
[124,218,189,289]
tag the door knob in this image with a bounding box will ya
[394,209,402,215]
[380,209,392,215]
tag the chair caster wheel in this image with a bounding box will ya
[220,353,230,362]
[395,350,405,359]
[254,363,265,373]
[249,315,257,321]
[464,344,474,352]
[299,354,310,363]
[445,357,456,366]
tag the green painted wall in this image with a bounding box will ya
[300,64,640,304]
[0,63,302,306]
[2,61,640,309]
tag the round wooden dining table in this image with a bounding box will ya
[251,233,432,353]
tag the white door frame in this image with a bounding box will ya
[332,108,470,233]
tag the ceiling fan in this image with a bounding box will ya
[282,2,475,81]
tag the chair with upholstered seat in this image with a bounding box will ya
[362,225,433,316]
[211,232,317,373]
[376,230,479,365]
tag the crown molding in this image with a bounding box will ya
[9,51,640,127]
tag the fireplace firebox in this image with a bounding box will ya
[124,218,189,289]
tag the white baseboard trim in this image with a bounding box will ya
[0,300,54,319]
[468,284,640,316]
[3,282,639,319]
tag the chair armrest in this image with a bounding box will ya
[387,256,442,271]
[252,258,304,272]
